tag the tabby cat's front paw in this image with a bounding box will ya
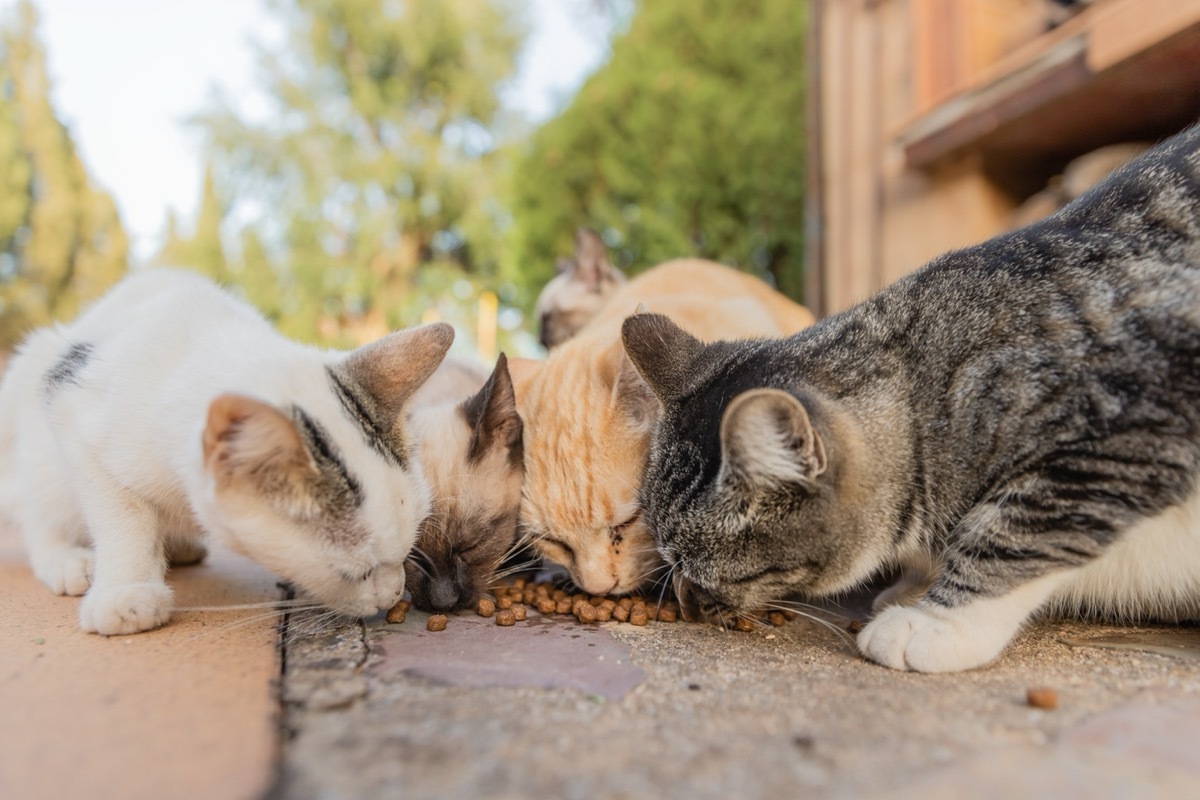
[80,582,173,635]
[32,546,94,596]
[857,603,1006,673]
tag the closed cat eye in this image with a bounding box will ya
[611,512,640,533]
[539,536,576,561]
[339,567,375,582]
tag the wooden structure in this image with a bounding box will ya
[807,0,1200,316]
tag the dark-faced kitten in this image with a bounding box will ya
[623,124,1200,673]
[405,354,524,611]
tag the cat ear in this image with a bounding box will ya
[573,227,621,290]
[610,346,659,429]
[461,353,523,462]
[343,322,454,419]
[203,394,309,486]
[505,356,543,402]
[719,388,827,487]
[620,313,704,402]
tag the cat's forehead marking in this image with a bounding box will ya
[326,366,409,469]
[290,404,364,513]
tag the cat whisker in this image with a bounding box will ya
[762,601,855,644]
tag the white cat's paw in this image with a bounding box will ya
[80,582,173,635]
[166,538,208,567]
[857,603,1006,673]
[32,546,94,596]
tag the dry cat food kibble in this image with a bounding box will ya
[847,619,867,634]
[495,609,516,626]
[426,614,448,632]
[476,579,791,631]
[1026,687,1058,710]
[386,599,409,625]
[733,617,755,632]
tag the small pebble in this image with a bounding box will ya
[1026,687,1058,710]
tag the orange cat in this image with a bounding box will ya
[512,259,815,595]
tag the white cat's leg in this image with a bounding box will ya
[858,569,1075,672]
[74,474,172,635]
[13,422,94,596]
[165,537,208,567]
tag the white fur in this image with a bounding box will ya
[862,483,1200,672]
[0,270,436,634]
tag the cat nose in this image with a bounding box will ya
[673,575,702,622]
[429,577,461,611]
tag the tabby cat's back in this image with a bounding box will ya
[623,123,1200,673]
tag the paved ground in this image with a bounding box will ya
[273,597,1200,799]
[5,516,1200,799]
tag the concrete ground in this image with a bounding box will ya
[4,516,1200,799]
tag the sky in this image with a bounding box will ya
[12,0,610,261]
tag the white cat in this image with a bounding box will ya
[0,269,452,635]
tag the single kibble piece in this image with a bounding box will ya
[657,606,677,623]
[847,619,867,635]
[523,588,536,605]
[1026,687,1058,710]
[496,596,513,610]
[767,611,787,627]
[781,610,799,621]
[618,598,634,611]
[599,599,617,612]
[552,588,567,601]
[733,617,755,632]
[536,598,557,615]
[512,578,526,590]
[589,595,606,606]
[575,603,598,623]
[511,604,527,621]
[385,599,409,625]
[629,608,649,626]
[426,614,448,632]
[476,598,496,618]
[612,605,630,623]
[495,609,516,627]
[555,598,572,615]
[595,605,612,622]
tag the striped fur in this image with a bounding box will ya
[517,259,816,596]
[624,124,1200,672]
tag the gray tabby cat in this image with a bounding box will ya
[622,124,1200,673]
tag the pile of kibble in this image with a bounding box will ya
[386,577,799,632]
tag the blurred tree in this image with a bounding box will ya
[505,0,809,300]
[193,0,526,346]
[0,0,127,347]
[156,162,231,285]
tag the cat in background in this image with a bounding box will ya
[405,354,524,611]
[514,258,816,596]
[534,227,627,349]
[623,124,1200,672]
[0,269,451,635]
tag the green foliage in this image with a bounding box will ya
[0,1,127,347]
[505,0,808,300]
[189,0,528,347]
